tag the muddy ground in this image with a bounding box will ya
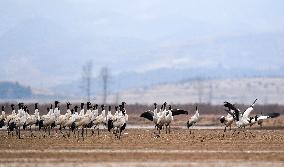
[0,128,284,166]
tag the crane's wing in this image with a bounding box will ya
[224,102,239,112]
[140,111,154,121]
[242,99,258,119]
[266,112,280,118]
[254,112,280,121]
[224,102,240,121]
[171,109,188,116]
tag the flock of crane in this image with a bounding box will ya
[0,99,281,140]
[140,99,280,134]
[0,101,128,139]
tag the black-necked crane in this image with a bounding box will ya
[187,106,200,134]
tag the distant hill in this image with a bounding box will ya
[0,17,284,90]
[0,81,32,99]
[103,77,284,105]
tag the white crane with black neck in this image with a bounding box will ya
[187,106,200,134]
[0,106,6,128]
[140,102,188,134]
[57,102,72,135]
[93,105,107,135]
[224,99,280,133]
[24,103,40,137]
[8,104,28,139]
[108,103,128,139]
[38,102,57,137]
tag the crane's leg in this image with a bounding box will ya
[77,128,80,138]
[119,129,121,139]
[15,128,18,136]
[68,129,71,138]
[30,126,34,137]
[48,127,51,136]
[7,125,10,136]
[232,129,236,136]
[18,127,21,139]
[82,128,84,141]
[166,126,168,134]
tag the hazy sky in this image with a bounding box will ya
[1,0,284,38]
[0,0,284,88]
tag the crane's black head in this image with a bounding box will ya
[220,116,225,123]
[55,101,60,106]
[154,103,157,108]
[67,102,71,109]
[74,106,78,112]
[163,102,167,108]
[50,104,53,109]
[86,102,91,110]
[168,105,172,110]
[47,107,50,111]
[1,106,4,111]
[108,106,111,111]
[18,103,23,108]
[11,104,15,109]
[71,109,74,114]
[81,103,84,109]
[101,105,105,110]
[23,105,28,111]
[121,102,126,107]
[35,103,38,110]
[115,106,118,111]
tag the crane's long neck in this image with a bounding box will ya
[154,108,157,117]
[102,110,105,117]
